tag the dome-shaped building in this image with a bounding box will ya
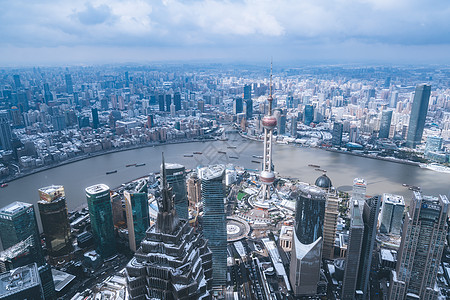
[315,174,332,190]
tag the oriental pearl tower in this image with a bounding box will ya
[255,62,277,209]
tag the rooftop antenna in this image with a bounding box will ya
[268,58,273,115]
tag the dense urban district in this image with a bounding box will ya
[0,64,449,300]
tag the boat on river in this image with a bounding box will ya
[106,170,117,175]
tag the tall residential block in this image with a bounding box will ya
[322,194,339,260]
[38,185,72,257]
[379,194,404,236]
[406,84,431,148]
[389,193,448,300]
[124,179,149,252]
[290,184,326,296]
[201,165,226,287]
[342,201,364,300]
[85,184,116,258]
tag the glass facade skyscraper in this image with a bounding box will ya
[378,110,393,139]
[303,104,314,126]
[200,165,226,287]
[0,110,12,151]
[124,179,149,252]
[406,84,431,148]
[165,163,188,220]
[85,184,116,258]
[37,185,72,257]
[332,122,343,147]
[379,194,405,235]
[389,193,448,299]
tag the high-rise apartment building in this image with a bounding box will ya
[0,110,12,150]
[37,185,72,257]
[331,122,343,147]
[379,194,404,235]
[201,165,226,287]
[165,163,188,220]
[406,84,431,148]
[85,184,116,258]
[289,184,326,296]
[389,193,448,300]
[322,194,339,260]
[379,110,393,139]
[124,179,149,252]
[342,201,364,300]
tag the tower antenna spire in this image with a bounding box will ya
[268,58,273,115]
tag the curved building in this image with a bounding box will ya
[315,174,332,190]
[290,184,326,296]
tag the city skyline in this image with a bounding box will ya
[1,1,450,66]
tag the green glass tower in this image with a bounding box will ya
[124,179,149,252]
[406,84,431,148]
[85,184,116,258]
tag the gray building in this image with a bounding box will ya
[389,192,448,300]
[406,84,431,148]
[379,194,405,235]
[378,110,393,139]
[200,165,226,287]
[289,184,326,296]
[332,122,343,147]
[0,111,12,150]
[425,136,443,154]
[124,179,149,252]
[342,201,364,300]
[0,264,43,300]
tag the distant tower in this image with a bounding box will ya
[91,108,99,129]
[85,184,116,258]
[65,74,73,94]
[332,122,343,147]
[289,184,326,296]
[200,165,226,287]
[124,179,149,252]
[233,97,243,114]
[125,154,213,299]
[378,110,393,139]
[165,163,188,220]
[389,192,448,299]
[303,104,314,126]
[255,63,277,207]
[37,185,72,257]
[0,110,12,150]
[406,84,431,148]
[342,201,364,299]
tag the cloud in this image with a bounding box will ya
[75,3,114,25]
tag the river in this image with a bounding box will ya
[1,134,449,212]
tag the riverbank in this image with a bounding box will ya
[1,138,208,184]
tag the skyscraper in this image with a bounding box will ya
[85,184,116,258]
[389,192,448,299]
[406,84,431,148]
[0,111,12,150]
[244,84,252,118]
[303,104,314,126]
[165,163,188,220]
[37,185,72,257]
[124,179,149,252]
[425,136,443,154]
[158,94,165,112]
[165,94,172,112]
[91,108,99,129]
[379,194,405,235]
[290,115,297,137]
[332,122,343,147]
[342,201,364,300]
[174,91,182,111]
[13,74,21,90]
[65,74,73,94]
[201,165,226,287]
[322,194,339,260]
[233,97,243,114]
[352,178,366,204]
[379,110,393,139]
[187,172,202,211]
[289,184,326,296]
[0,264,44,300]
[126,155,213,299]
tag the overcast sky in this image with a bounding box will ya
[1,0,450,66]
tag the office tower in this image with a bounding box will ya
[289,184,326,296]
[158,94,165,112]
[91,108,99,129]
[245,99,253,118]
[389,193,448,300]
[331,122,343,147]
[357,195,381,298]
[201,165,226,287]
[303,104,314,126]
[255,66,277,207]
[187,172,202,210]
[244,84,251,100]
[37,185,72,257]
[118,96,125,110]
[174,92,181,111]
[379,194,405,235]
[124,179,149,252]
[197,100,205,112]
[164,163,188,220]
[43,83,52,103]
[322,194,339,260]
[425,136,443,154]
[342,201,364,300]
[0,111,12,150]
[0,202,55,300]
[0,264,43,300]
[65,74,73,94]
[51,114,66,131]
[125,71,129,87]
[349,125,358,143]
[379,110,393,139]
[85,184,116,258]
[290,115,297,137]
[279,114,286,135]
[233,97,243,114]
[390,91,398,108]
[13,74,21,89]
[352,178,366,204]
[165,94,172,112]
[126,155,213,299]
[406,84,431,148]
